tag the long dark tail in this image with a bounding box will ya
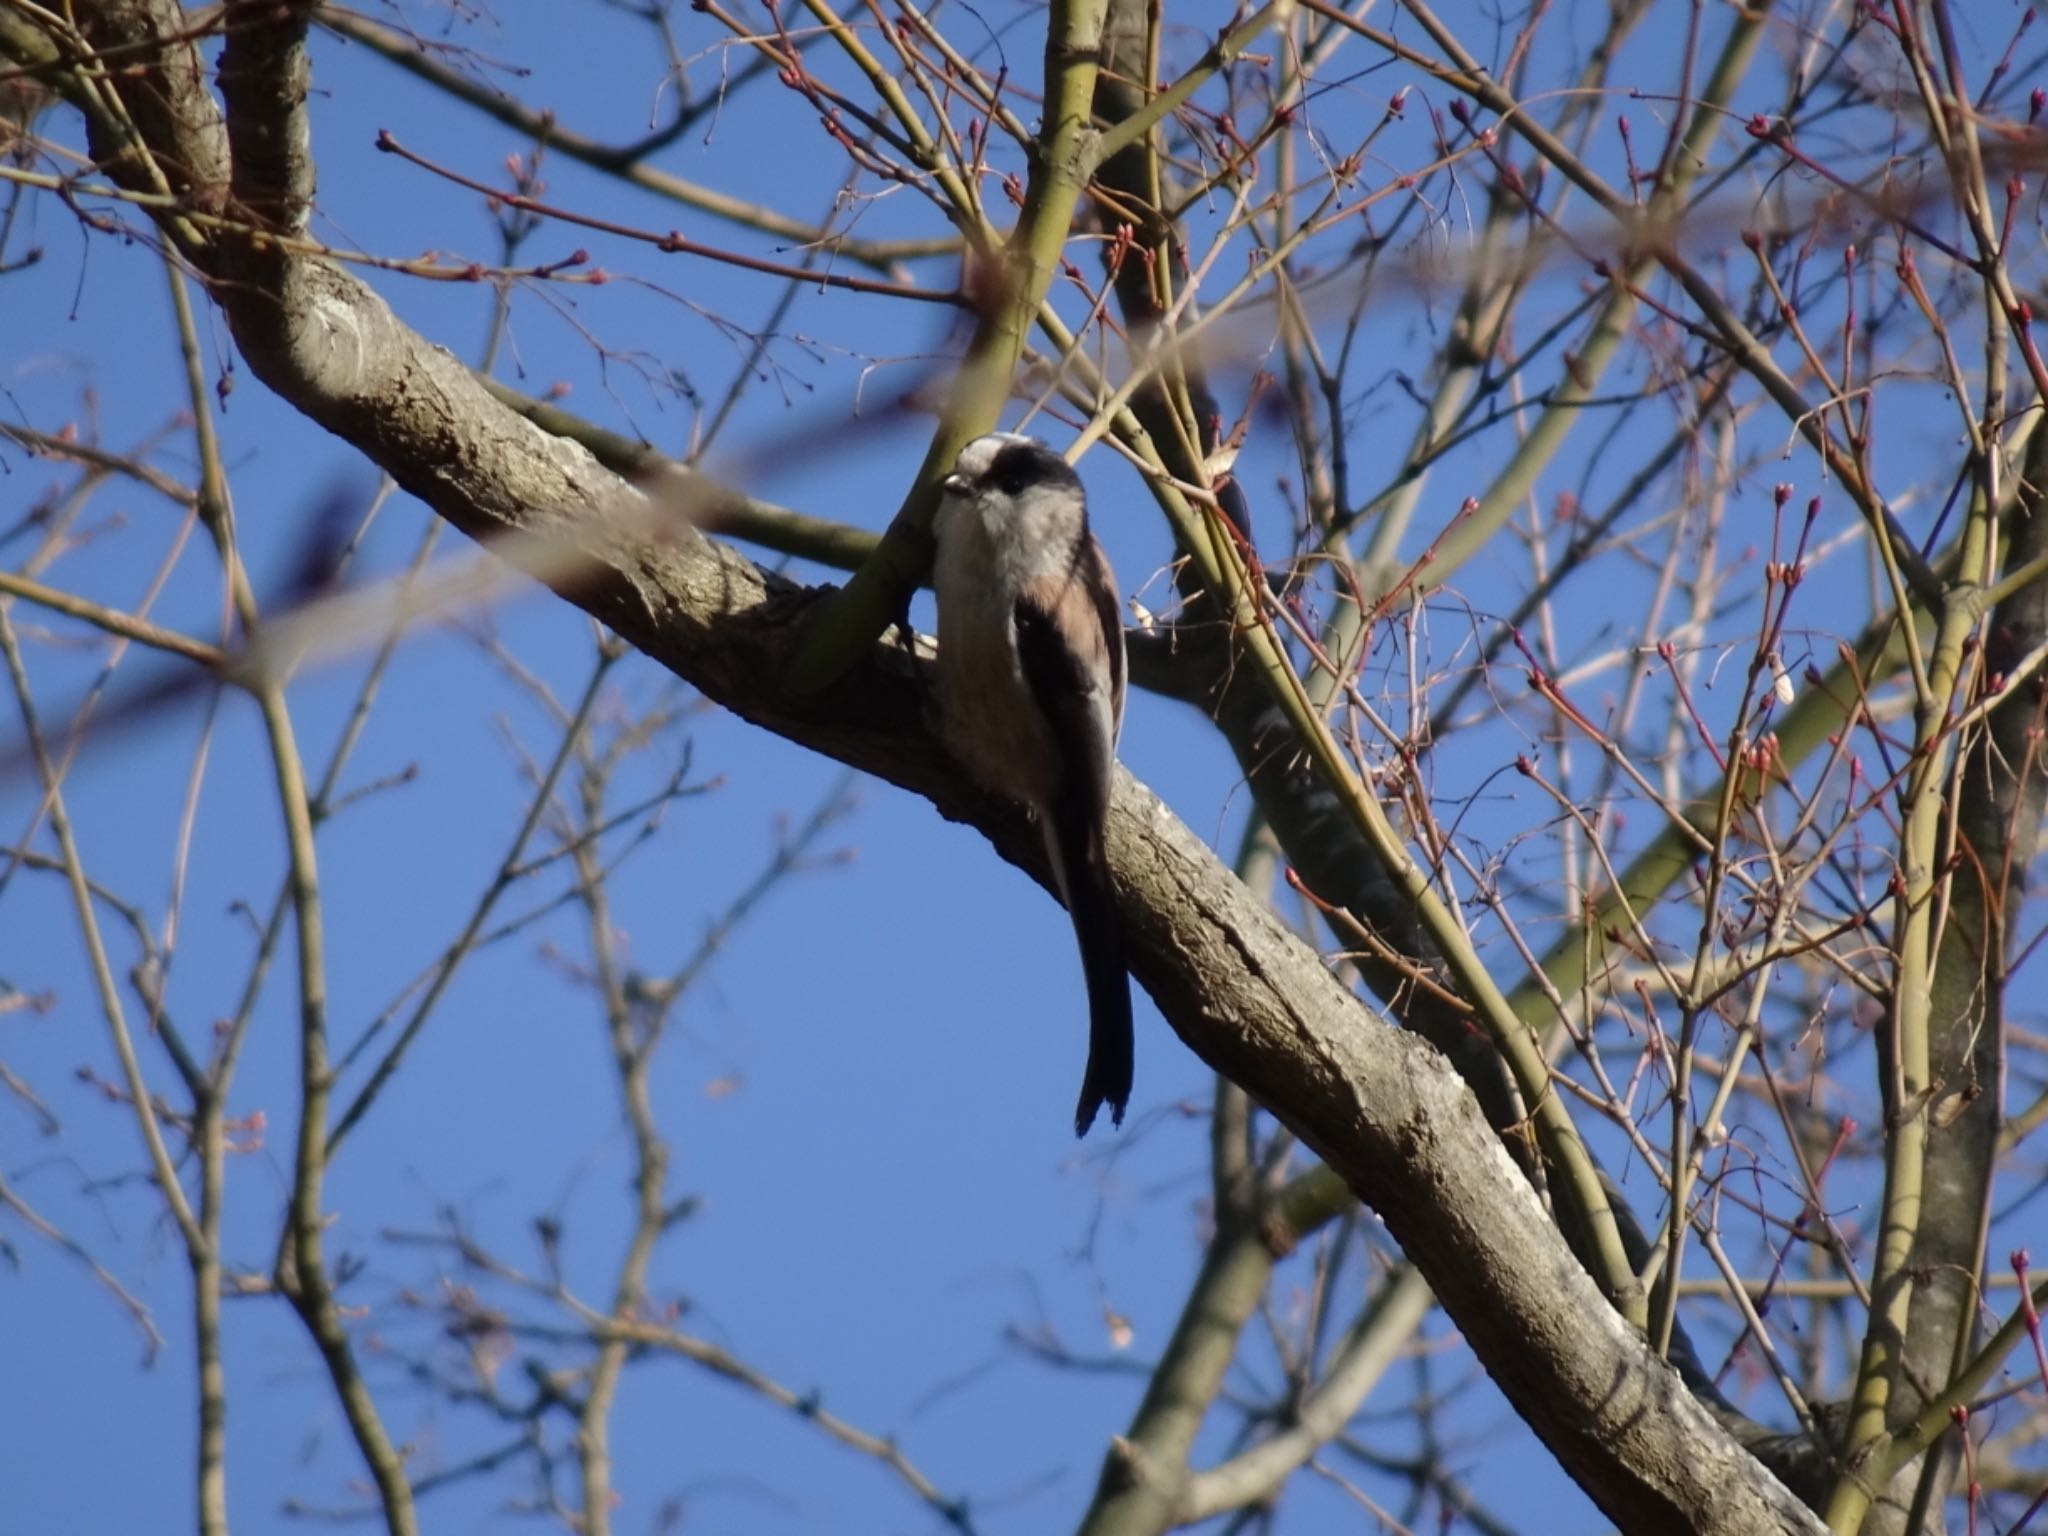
[1047,809,1133,1136]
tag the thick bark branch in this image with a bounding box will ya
[10,7,1832,1531]
[191,184,1823,1536]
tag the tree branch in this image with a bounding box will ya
[5,7,1841,1529]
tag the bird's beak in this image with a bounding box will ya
[941,472,969,495]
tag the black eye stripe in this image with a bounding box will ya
[984,440,1082,500]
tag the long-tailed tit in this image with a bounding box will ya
[931,433,1133,1135]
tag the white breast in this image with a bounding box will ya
[932,494,1063,809]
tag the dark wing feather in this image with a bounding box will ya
[1081,535,1126,739]
[1013,578,1133,1134]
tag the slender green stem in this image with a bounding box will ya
[1087,2,1285,168]
[786,0,1114,686]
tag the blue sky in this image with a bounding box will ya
[9,0,2014,1529]
[1,8,1513,1529]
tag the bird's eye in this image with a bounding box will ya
[989,452,1039,498]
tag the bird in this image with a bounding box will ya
[929,432,1133,1135]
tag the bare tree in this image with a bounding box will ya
[3,0,2047,1533]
